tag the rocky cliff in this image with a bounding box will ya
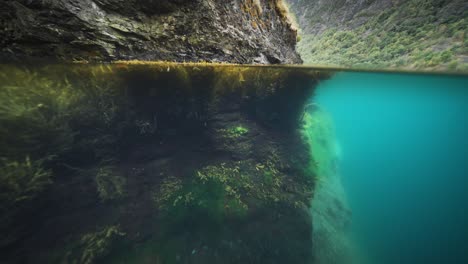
[287,0,467,71]
[0,0,301,63]
[302,105,359,264]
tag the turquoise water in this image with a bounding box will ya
[315,72,468,264]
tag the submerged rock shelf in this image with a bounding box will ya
[0,63,330,263]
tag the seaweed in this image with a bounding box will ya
[0,62,326,263]
[63,226,125,264]
[0,157,52,211]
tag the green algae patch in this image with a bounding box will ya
[0,63,328,263]
[217,125,249,139]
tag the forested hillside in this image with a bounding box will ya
[287,0,467,71]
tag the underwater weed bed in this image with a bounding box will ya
[0,63,329,263]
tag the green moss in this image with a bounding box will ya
[218,125,249,139]
[233,125,249,135]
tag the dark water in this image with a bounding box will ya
[0,64,321,264]
[315,72,468,264]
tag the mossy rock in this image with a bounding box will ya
[0,62,328,263]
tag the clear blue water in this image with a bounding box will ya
[315,72,468,264]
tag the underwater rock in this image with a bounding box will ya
[301,107,357,264]
[0,0,301,63]
[0,63,329,263]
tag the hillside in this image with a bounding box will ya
[287,0,467,71]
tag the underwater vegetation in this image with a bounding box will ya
[0,157,52,211]
[0,62,329,263]
[61,225,126,264]
[219,126,249,139]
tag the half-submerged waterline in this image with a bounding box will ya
[0,63,467,263]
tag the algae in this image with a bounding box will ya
[0,157,51,210]
[0,62,327,263]
[218,125,250,139]
[63,226,125,264]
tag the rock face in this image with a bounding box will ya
[0,0,301,63]
[302,106,357,264]
[287,0,467,71]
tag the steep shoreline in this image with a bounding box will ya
[1,0,301,64]
[287,0,467,71]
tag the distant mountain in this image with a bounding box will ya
[287,0,467,71]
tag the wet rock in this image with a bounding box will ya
[0,0,302,63]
